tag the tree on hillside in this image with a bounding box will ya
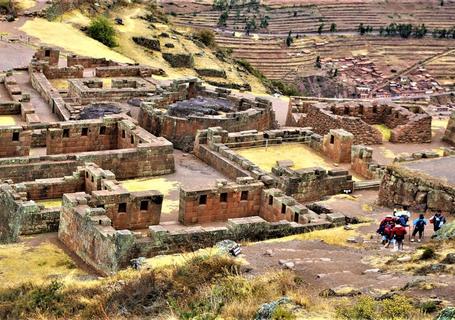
[213,0,228,11]
[330,23,337,32]
[87,16,117,47]
[315,55,321,68]
[318,23,324,34]
[260,15,270,28]
[286,30,293,46]
[217,10,229,27]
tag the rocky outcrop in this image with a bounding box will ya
[162,52,194,68]
[132,36,161,51]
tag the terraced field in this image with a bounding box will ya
[165,0,455,34]
[215,34,455,84]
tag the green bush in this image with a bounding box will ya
[193,29,216,47]
[336,295,416,320]
[87,16,117,47]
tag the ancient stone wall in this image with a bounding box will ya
[0,101,21,114]
[351,145,385,179]
[379,161,455,212]
[0,127,31,157]
[43,64,84,79]
[30,71,70,121]
[287,98,432,144]
[90,189,163,230]
[0,118,175,182]
[58,193,136,275]
[443,112,455,146]
[272,166,354,203]
[68,78,156,104]
[178,177,263,225]
[322,129,353,163]
[33,47,59,66]
[139,79,275,151]
[95,65,164,78]
[67,55,118,68]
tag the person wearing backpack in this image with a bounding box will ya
[430,211,447,232]
[391,223,407,251]
[411,214,427,242]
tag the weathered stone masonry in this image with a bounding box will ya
[286,97,432,145]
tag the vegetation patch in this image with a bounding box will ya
[87,16,117,47]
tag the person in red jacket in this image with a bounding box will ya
[391,223,407,251]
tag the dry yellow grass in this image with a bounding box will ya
[0,240,87,288]
[262,224,368,247]
[13,0,35,10]
[373,124,392,141]
[35,199,62,208]
[0,115,16,126]
[20,18,133,63]
[121,177,179,214]
[236,143,332,172]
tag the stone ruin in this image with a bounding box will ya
[139,78,276,151]
[3,45,453,276]
[287,97,432,144]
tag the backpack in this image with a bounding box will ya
[399,215,408,226]
[415,219,425,230]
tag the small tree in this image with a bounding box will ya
[87,16,117,47]
[318,23,324,34]
[286,30,293,46]
[358,23,366,35]
[330,23,336,32]
[217,10,229,27]
[315,55,321,68]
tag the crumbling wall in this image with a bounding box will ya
[43,64,84,79]
[178,177,263,225]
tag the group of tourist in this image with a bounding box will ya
[377,206,447,251]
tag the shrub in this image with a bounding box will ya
[87,16,117,47]
[336,295,417,320]
[420,247,436,260]
[193,29,216,47]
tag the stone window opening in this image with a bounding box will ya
[294,212,299,222]
[118,202,127,213]
[81,127,88,136]
[12,132,19,141]
[63,128,70,138]
[99,219,102,225]
[44,49,50,57]
[100,126,106,135]
[281,204,287,214]
[140,200,149,211]
[130,135,135,144]
[268,195,273,205]
[372,106,377,113]
[220,192,228,203]
[97,204,105,209]
[199,194,207,205]
[91,175,94,183]
[240,191,248,201]
[122,130,126,138]
[330,135,335,144]
[85,172,89,178]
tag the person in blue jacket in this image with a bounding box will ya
[411,213,427,242]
